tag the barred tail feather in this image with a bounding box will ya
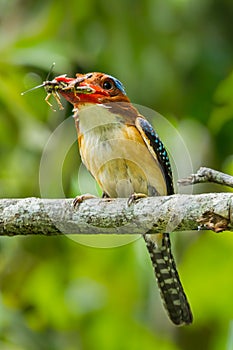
[144,233,193,326]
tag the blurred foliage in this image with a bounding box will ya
[0,0,233,349]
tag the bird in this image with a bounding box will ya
[46,72,193,325]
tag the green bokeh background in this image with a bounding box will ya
[1,0,233,349]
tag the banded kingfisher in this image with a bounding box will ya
[42,72,193,325]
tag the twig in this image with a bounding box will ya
[178,167,233,188]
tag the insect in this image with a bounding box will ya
[43,76,95,110]
[21,74,75,111]
[22,66,95,111]
[43,75,74,110]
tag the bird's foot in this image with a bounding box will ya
[73,194,97,208]
[127,193,147,206]
[101,191,115,202]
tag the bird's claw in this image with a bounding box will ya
[127,193,147,207]
[73,194,97,208]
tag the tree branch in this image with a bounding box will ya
[0,194,233,236]
[178,167,233,188]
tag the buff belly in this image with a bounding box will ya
[78,116,167,198]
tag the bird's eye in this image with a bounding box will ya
[103,80,114,90]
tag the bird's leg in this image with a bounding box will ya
[102,192,109,198]
[101,191,115,202]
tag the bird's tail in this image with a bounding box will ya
[143,232,193,326]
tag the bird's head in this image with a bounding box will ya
[57,72,130,107]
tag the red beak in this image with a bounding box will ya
[50,75,96,105]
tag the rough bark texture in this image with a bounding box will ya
[178,167,233,188]
[0,193,233,236]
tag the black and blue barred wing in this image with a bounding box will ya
[135,117,174,195]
